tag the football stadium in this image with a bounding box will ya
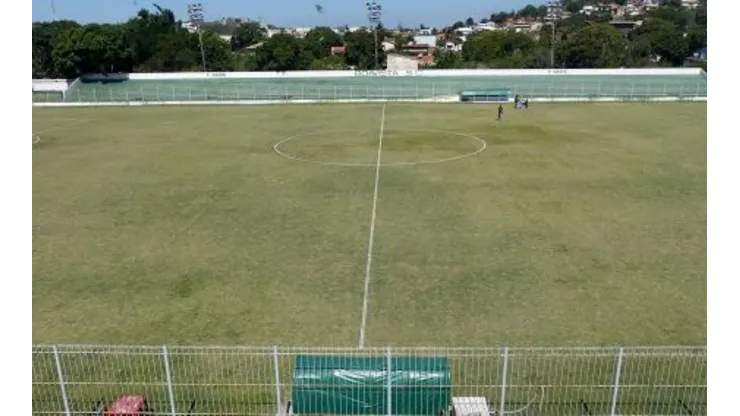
[32,4,707,416]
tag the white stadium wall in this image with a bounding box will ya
[79,68,705,82]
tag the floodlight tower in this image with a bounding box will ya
[546,1,562,68]
[187,2,208,72]
[51,0,57,20]
[365,1,383,69]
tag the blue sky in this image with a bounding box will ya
[32,0,547,28]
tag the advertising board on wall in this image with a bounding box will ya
[353,70,420,77]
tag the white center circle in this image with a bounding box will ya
[273,128,487,167]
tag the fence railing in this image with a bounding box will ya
[32,345,707,416]
[33,80,708,104]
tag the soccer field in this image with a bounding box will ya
[32,102,707,348]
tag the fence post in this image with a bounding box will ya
[386,346,392,416]
[499,347,509,416]
[162,346,177,416]
[273,346,282,414]
[609,347,625,416]
[52,346,72,416]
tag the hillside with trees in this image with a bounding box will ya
[32,1,706,78]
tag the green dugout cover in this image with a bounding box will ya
[291,355,451,415]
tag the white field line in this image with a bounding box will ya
[358,103,386,349]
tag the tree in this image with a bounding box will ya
[635,17,690,65]
[647,4,693,28]
[52,24,132,77]
[255,33,305,71]
[451,21,465,29]
[199,31,232,71]
[462,30,536,66]
[394,34,413,51]
[561,23,627,68]
[434,49,462,69]
[230,22,266,51]
[465,17,475,26]
[518,5,541,18]
[309,55,349,70]
[303,27,343,60]
[33,20,81,78]
[563,0,586,14]
[344,29,385,69]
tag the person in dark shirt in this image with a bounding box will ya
[497,104,504,121]
[524,98,529,109]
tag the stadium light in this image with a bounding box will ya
[365,1,383,69]
[51,0,56,20]
[187,2,208,72]
[546,1,562,68]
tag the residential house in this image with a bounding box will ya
[609,20,642,35]
[330,46,346,55]
[443,41,463,52]
[290,27,312,38]
[475,21,499,31]
[413,35,437,47]
[381,41,395,52]
[581,5,598,15]
[454,27,475,36]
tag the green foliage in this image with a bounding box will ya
[462,30,536,65]
[30,2,706,76]
[255,33,304,71]
[344,29,385,70]
[434,49,462,69]
[230,22,266,51]
[309,54,349,70]
[635,17,690,65]
[561,23,628,68]
[303,27,343,60]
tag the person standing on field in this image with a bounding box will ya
[497,104,504,121]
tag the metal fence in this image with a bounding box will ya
[32,80,708,103]
[32,345,706,416]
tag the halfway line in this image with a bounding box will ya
[358,103,386,349]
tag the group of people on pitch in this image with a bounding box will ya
[497,95,530,121]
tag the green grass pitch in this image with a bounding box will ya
[32,102,706,347]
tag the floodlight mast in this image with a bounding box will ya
[187,3,208,72]
[366,1,382,69]
[546,1,562,68]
